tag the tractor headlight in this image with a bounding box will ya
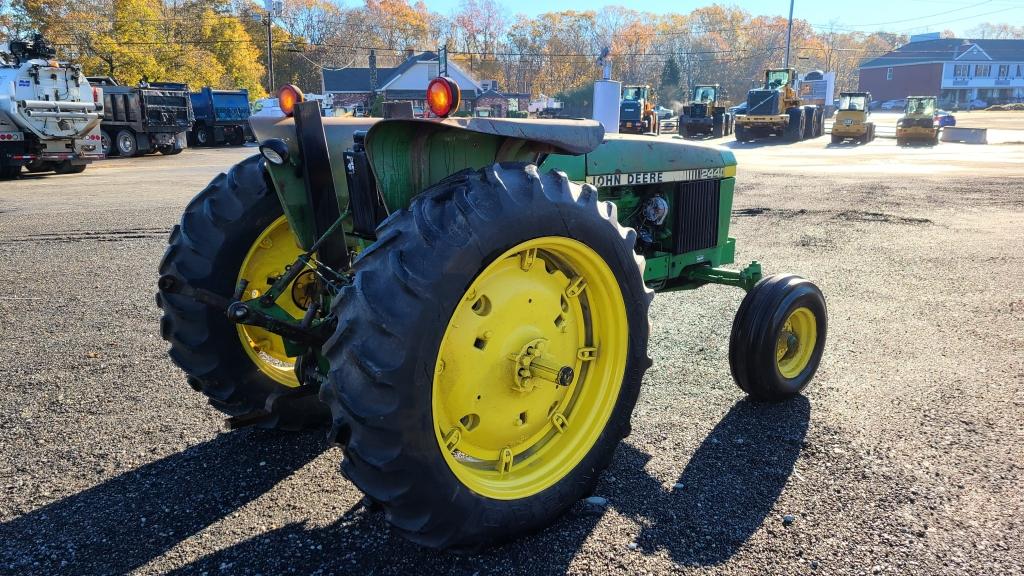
[259,138,289,165]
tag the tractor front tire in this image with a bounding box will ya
[321,163,653,550]
[157,154,330,430]
[729,274,826,401]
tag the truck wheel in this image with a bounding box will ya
[0,163,19,179]
[831,134,842,144]
[785,109,805,142]
[734,124,748,142]
[101,130,115,156]
[729,274,826,401]
[195,125,212,147]
[116,129,138,157]
[159,145,183,155]
[54,160,86,174]
[157,154,330,430]
[321,163,653,550]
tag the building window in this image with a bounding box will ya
[953,64,970,77]
[975,64,991,77]
[998,64,1009,78]
[886,67,893,80]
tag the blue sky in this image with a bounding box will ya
[423,0,1024,37]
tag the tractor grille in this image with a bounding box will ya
[689,103,708,117]
[673,179,721,254]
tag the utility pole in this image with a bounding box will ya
[784,0,795,69]
[264,0,281,92]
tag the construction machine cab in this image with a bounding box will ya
[904,96,936,118]
[621,85,649,102]
[838,92,870,112]
[692,85,718,104]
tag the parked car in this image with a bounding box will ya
[966,99,988,110]
[655,106,674,120]
[934,110,956,127]
[869,100,881,110]
[881,99,906,111]
[660,116,679,134]
[728,102,748,116]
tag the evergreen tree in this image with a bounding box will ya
[659,55,682,104]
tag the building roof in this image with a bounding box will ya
[860,38,1024,69]
[322,51,439,93]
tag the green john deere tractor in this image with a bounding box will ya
[157,78,827,550]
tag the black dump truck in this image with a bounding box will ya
[189,87,251,146]
[87,78,192,157]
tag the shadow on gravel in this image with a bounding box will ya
[161,397,809,574]
[617,396,811,566]
[0,429,323,575]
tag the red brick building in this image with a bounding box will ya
[859,36,1024,106]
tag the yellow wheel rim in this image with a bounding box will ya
[432,237,628,500]
[776,306,817,379]
[235,215,308,388]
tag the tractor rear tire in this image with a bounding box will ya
[735,124,748,142]
[729,274,827,401]
[321,163,653,550]
[157,154,330,430]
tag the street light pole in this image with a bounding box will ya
[784,0,795,69]
[267,14,274,90]
[264,0,280,92]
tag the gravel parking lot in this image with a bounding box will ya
[1,135,1022,575]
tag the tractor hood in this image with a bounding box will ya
[542,133,737,186]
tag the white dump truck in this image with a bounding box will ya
[0,34,103,179]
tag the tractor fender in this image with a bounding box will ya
[363,117,604,212]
